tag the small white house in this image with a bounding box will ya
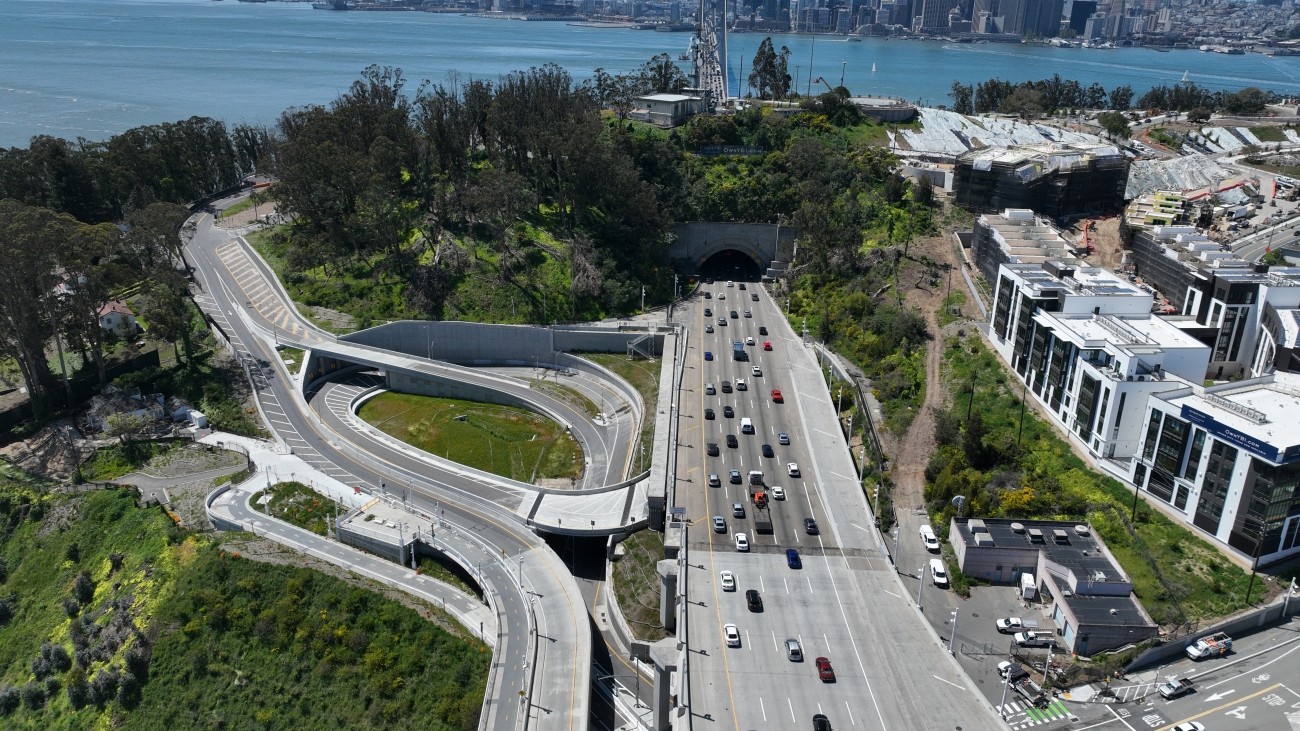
[97,300,138,336]
[633,93,707,127]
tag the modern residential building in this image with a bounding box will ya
[1130,372,1300,564]
[949,517,1160,655]
[954,142,1129,219]
[971,209,1078,285]
[989,261,1210,462]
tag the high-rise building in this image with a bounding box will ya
[1067,0,1096,32]
[919,0,958,29]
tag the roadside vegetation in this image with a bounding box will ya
[0,479,487,730]
[357,392,583,482]
[581,353,661,473]
[265,481,337,536]
[610,529,669,642]
[924,334,1257,626]
[78,440,184,482]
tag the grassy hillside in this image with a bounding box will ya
[0,480,487,730]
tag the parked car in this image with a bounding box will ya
[996,618,1029,633]
[919,525,940,553]
[719,570,736,591]
[816,656,836,682]
[997,661,1028,682]
[786,548,801,568]
[724,623,741,647]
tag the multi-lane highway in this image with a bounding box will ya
[676,280,1005,731]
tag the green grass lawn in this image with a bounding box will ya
[265,481,336,536]
[1251,125,1288,143]
[0,476,487,730]
[357,392,583,482]
[610,529,669,642]
[580,353,662,472]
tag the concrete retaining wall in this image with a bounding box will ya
[1126,594,1300,671]
[341,320,665,365]
[204,484,242,532]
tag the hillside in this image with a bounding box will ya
[0,481,487,730]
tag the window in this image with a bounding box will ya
[1183,428,1205,480]
[1193,440,1237,534]
[1142,409,1164,462]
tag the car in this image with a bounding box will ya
[704,351,713,361]
[705,324,714,333]
[771,486,786,500]
[704,308,712,316]
[786,548,801,568]
[816,656,836,682]
[919,525,940,552]
[758,326,767,335]
[724,623,741,647]
[735,533,749,552]
[751,293,759,301]
[726,281,734,288]
[743,309,752,318]
[745,589,763,612]
[705,408,715,420]
[729,469,741,484]
[744,336,755,345]
[1170,724,1205,731]
[763,341,772,351]
[732,501,745,518]
[737,282,745,290]
[778,432,790,445]
[804,518,819,535]
[712,516,727,533]
[717,317,726,326]
[785,638,803,661]
[719,570,736,591]
[717,292,726,300]
[787,462,800,477]
[812,715,832,731]
[997,661,1028,682]
[706,442,719,456]
[705,383,716,395]
[996,618,1026,634]
[723,405,734,418]
[704,291,712,299]
[726,434,738,448]
[751,366,762,377]
[704,277,714,284]
[771,389,784,403]
[930,558,949,588]
[708,473,720,487]
[762,444,774,458]
[735,378,747,391]
[730,310,739,319]
[721,381,733,393]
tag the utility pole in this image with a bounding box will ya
[917,564,927,612]
[948,609,959,655]
[999,664,1011,719]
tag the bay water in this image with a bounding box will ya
[3,0,1300,148]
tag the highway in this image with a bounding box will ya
[677,281,1005,731]
[183,212,594,731]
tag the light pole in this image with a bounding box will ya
[998,662,1012,719]
[948,609,959,655]
[917,564,927,611]
[891,529,899,566]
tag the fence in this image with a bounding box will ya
[1125,590,1300,672]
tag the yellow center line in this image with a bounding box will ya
[1155,682,1282,730]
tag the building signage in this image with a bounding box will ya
[1180,405,1300,463]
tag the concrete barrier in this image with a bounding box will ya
[1126,592,1300,671]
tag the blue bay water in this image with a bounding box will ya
[3,0,1300,147]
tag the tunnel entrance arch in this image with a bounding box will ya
[669,222,797,278]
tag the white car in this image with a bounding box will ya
[751,366,762,376]
[787,462,800,478]
[719,570,736,591]
[1170,724,1205,731]
[717,292,725,300]
[745,336,756,345]
[734,532,750,552]
[726,281,734,288]
[735,378,747,391]
[771,486,786,500]
[724,623,741,647]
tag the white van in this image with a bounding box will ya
[930,558,949,588]
[740,417,754,434]
[919,525,940,553]
[705,383,716,395]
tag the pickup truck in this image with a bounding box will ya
[1157,677,1193,699]
[1013,631,1055,648]
[1186,632,1232,660]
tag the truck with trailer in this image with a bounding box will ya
[747,471,774,533]
[732,341,747,361]
[1186,632,1232,660]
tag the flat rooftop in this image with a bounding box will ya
[1045,312,1209,352]
[1163,372,1300,459]
[1060,593,1154,628]
[952,518,1128,585]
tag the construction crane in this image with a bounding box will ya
[812,76,835,95]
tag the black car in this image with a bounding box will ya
[730,310,739,319]
[751,293,759,301]
[721,381,733,393]
[813,714,832,731]
[723,405,734,418]
[729,469,742,484]
[746,589,763,612]
[704,308,712,316]
[738,283,747,290]
[759,326,768,335]
[705,408,715,420]
[762,444,774,458]
[804,518,820,535]
[706,442,719,456]
[704,291,712,299]
[726,434,738,448]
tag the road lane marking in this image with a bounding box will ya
[931,674,964,690]
[1155,682,1282,730]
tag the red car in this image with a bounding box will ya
[771,389,783,403]
[763,341,772,351]
[816,656,836,682]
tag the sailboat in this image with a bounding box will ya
[1181,70,1190,82]
[872,62,877,74]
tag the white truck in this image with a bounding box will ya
[1013,631,1054,648]
[1186,632,1232,660]
[1157,677,1194,699]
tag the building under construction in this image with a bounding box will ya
[954,142,1130,219]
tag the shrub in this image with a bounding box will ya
[19,681,44,711]
[73,571,95,605]
[0,686,17,716]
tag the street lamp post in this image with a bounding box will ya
[998,663,1011,720]
[917,564,927,612]
[891,528,899,566]
[948,609,959,655]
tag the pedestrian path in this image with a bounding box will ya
[999,697,1071,729]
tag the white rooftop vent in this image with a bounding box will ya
[1028,528,1045,542]
[1011,522,1026,533]
[1094,571,1106,582]
[1053,529,1070,544]
[969,518,988,534]
[1109,608,1119,615]
[1074,524,1091,536]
